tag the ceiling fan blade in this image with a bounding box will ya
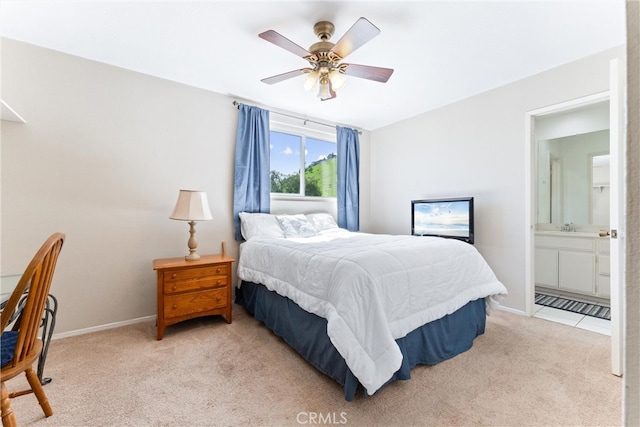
[259,30,310,58]
[344,64,394,83]
[261,69,306,85]
[331,17,380,59]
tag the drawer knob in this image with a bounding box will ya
[216,279,221,285]
[171,273,177,279]
[216,268,221,273]
[172,285,177,291]
[216,296,221,302]
[172,304,177,309]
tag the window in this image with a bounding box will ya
[270,125,337,197]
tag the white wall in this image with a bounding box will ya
[368,46,625,312]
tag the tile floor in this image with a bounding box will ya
[533,303,611,336]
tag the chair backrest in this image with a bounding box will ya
[1,233,65,368]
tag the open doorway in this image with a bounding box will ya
[525,87,624,376]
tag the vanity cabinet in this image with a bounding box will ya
[535,234,606,298]
[534,247,558,288]
[557,250,595,294]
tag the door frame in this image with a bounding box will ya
[524,89,623,376]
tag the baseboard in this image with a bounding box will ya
[52,315,156,340]
[497,305,526,316]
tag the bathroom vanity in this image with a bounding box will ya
[535,231,610,300]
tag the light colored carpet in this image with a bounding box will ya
[6,307,621,426]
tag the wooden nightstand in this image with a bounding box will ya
[152,254,235,340]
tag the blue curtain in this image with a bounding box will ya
[337,126,360,231]
[233,104,270,240]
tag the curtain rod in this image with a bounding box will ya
[232,100,362,135]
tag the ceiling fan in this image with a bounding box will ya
[259,17,394,101]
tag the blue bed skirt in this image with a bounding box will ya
[235,281,486,401]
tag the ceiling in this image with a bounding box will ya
[0,1,626,131]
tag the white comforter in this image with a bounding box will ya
[237,229,507,395]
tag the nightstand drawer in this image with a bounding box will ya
[164,287,228,319]
[163,265,228,282]
[163,266,228,294]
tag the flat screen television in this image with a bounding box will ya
[411,197,474,244]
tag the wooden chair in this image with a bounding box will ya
[1,233,65,427]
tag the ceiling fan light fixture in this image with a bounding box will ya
[328,70,346,91]
[317,76,331,99]
[304,70,319,91]
[259,18,393,101]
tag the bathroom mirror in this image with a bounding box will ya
[536,129,609,226]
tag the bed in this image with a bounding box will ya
[234,212,508,401]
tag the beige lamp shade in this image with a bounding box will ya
[170,190,212,261]
[170,190,213,221]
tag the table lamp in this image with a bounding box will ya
[170,190,213,261]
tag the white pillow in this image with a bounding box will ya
[306,213,339,232]
[239,212,285,240]
[276,214,317,238]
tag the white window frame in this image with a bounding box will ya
[269,120,337,200]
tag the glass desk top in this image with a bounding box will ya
[1,274,21,302]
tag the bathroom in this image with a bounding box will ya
[533,100,612,331]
